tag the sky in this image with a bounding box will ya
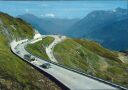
[0,1,127,19]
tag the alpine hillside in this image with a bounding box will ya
[0,12,61,90]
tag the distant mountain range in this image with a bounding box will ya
[68,8,128,37]
[88,18,128,51]
[18,8,128,51]
[18,14,79,35]
[67,8,128,51]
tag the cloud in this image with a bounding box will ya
[44,13,55,18]
[40,14,44,17]
[25,9,29,13]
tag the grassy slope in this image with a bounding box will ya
[0,12,61,90]
[74,39,119,61]
[26,36,54,61]
[54,38,128,88]
[0,13,33,40]
[42,36,55,47]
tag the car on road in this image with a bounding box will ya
[16,51,20,54]
[24,54,31,60]
[40,63,51,69]
[30,57,36,61]
[14,47,17,49]
[24,54,37,62]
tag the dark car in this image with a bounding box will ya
[40,63,51,69]
[30,57,36,61]
[24,54,31,60]
[16,51,20,54]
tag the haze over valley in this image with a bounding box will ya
[18,14,79,35]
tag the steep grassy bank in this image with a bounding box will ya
[54,38,128,88]
[0,12,61,90]
[74,39,119,61]
[26,36,54,61]
[0,12,34,41]
[41,36,55,47]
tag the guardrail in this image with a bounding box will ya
[25,43,128,90]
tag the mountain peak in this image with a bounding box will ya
[115,7,126,11]
[114,7,127,14]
